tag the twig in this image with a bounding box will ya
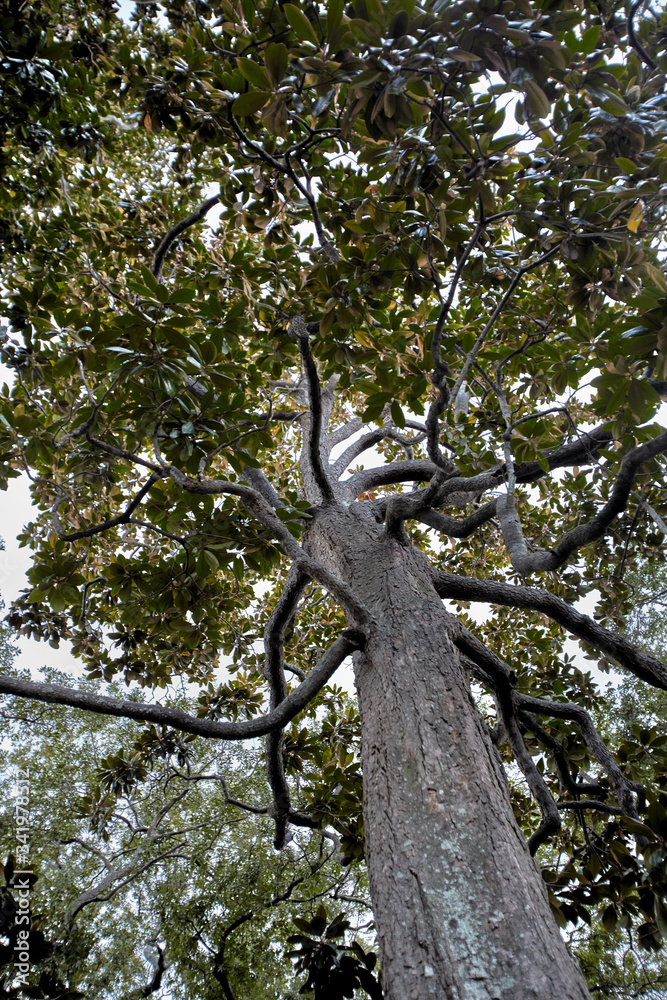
[51,474,162,542]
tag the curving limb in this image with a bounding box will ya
[496,429,667,576]
[227,107,339,262]
[289,317,336,503]
[452,620,646,850]
[432,569,667,689]
[331,424,426,478]
[151,194,221,281]
[263,567,309,848]
[515,692,645,819]
[326,415,363,453]
[0,631,365,741]
[517,711,603,798]
[628,0,658,70]
[496,691,562,855]
[415,500,498,537]
[345,425,614,500]
[165,466,372,627]
[51,473,163,542]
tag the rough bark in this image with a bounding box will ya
[306,502,591,1000]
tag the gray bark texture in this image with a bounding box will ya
[306,502,591,1000]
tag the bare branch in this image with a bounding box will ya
[241,466,286,509]
[346,425,613,499]
[331,426,426,479]
[555,800,623,816]
[448,247,560,407]
[496,693,561,855]
[151,194,221,281]
[628,0,658,70]
[289,318,336,503]
[432,570,667,689]
[67,841,186,922]
[264,567,309,848]
[327,416,363,451]
[51,473,162,542]
[0,632,364,741]
[346,459,439,497]
[497,429,667,575]
[414,499,498,538]
[443,611,516,689]
[84,431,163,472]
[515,692,645,819]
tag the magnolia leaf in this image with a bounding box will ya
[232,91,271,116]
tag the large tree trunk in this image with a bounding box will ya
[306,504,591,1000]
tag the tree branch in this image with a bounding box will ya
[448,247,560,407]
[326,415,363,451]
[432,569,667,689]
[51,473,163,542]
[497,429,667,575]
[289,317,336,503]
[627,0,658,70]
[151,194,221,281]
[0,632,364,740]
[496,690,561,855]
[165,467,372,626]
[413,499,498,537]
[264,567,309,848]
[331,426,426,478]
[515,692,645,819]
[345,425,613,499]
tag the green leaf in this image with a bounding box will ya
[327,0,345,34]
[232,91,271,116]
[284,3,319,44]
[264,43,288,88]
[525,79,550,120]
[579,25,600,55]
[238,58,270,90]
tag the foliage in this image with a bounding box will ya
[0,670,374,999]
[1,0,667,994]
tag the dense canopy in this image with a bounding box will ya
[2,0,667,996]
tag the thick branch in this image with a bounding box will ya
[442,610,516,688]
[331,426,426,478]
[0,632,364,740]
[414,499,498,537]
[289,318,336,503]
[346,425,613,499]
[432,570,667,689]
[151,194,221,281]
[326,415,363,451]
[346,459,439,497]
[497,429,667,574]
[264,567,309,848]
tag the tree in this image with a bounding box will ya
[1,0,667,995]
[0,669,376,999]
